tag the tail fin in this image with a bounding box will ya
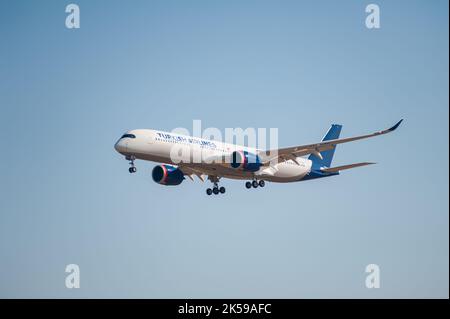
[308,124,342,168]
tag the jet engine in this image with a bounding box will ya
[152,165,184,186]
[230,151,262,172]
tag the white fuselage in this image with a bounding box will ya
[114,129,313,182]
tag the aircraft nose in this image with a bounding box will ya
[114,139,127,154]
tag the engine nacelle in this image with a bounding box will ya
[230,151,262,172]
[152,165,184,186]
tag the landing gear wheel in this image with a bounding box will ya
[252,180,259,188]
[213,187,219,195]
[258,180,265,187]
[219,186,226,194]
[245,181,252,189]
[206,188,213,195]
[127,155,137,173]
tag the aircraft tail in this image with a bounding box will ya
[308,124,342,168]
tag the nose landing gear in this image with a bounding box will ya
[126,155,137,173]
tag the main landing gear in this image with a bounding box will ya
[126,155,137,173]
[245,179,265,189]
[206,182,226,196]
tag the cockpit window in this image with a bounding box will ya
[121,134,136,139]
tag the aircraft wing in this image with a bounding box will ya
[259,120,403,164]
[178,165,208,182]
[178,156,252,181]
[320,162,375,173]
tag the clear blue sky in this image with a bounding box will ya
[0,0,448,298]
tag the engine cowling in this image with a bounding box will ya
[152,165,184,186]
[230,151,262,172]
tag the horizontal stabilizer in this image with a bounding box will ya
[320,162,375,173]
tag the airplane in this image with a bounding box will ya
[114,120,403,195]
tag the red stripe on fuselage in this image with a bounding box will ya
[161,165,169,184]
[238,150,246,169]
